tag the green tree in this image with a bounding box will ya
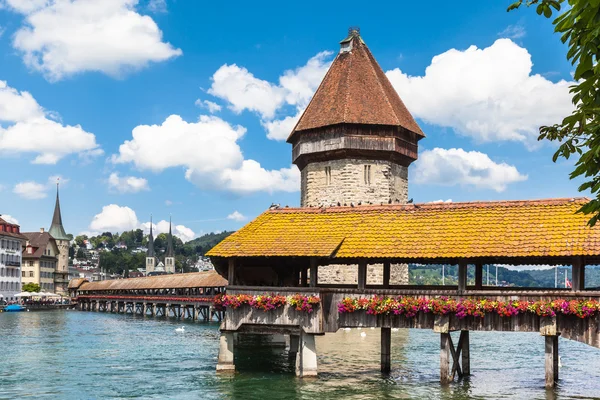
[509,0,600,224]
[22,283,41,292]
[134,229,144,244]
[76,248,87,260]
[74,235,88,247]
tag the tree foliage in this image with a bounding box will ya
[22,283,41,292]
[509,0,600,225]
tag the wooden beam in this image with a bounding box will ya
[572,256,585,291]
[458,261,468,293]
[309,257,318,288]
[440,333,451,384]
[358,262,367,290]
[381,327,391,374]
[228,258,236,285]
[383,261,391,289]
[461,330,470,376]
[475,263,483,289]
[545,335,559,387]
[449,332,463,379]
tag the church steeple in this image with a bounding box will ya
[166,216,174,258]
[48,182,69,241]
[147,215,155,257]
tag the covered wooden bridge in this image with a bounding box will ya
[208,198,600,387]
[70,271,227,321]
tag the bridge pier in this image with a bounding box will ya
[440,330,470,384]
[381,327,391,374]
[545,335,559,388]
[295,331,318,377]
[216,332,235,373]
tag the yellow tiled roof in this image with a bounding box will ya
[207,198,600,260]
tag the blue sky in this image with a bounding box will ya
[0,0,581,241]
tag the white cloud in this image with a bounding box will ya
[0,25,5,38]
[413,148,527,192]
[6,0,182,81]
[87,204,196,242]
[107,172,150,193]
[262,109,302,141]
[227,211,246,222]
[0,80,100,163]
[208,51,332,139]
[2,215,19,224]
[386,39,573,147]
[428,199,453,204]
[89,204,139,232]
[165,200,173,206]
[112,114,300,193]
[13,181,48,199]
[208,64,285,119]
[498,24,526,39]
[143,219,196,243]
[148,0,166,13]
[12,175,69,199]
[194,99,221,113]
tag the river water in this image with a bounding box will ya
[1,311,600,400]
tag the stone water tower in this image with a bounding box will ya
[287,28,425,284]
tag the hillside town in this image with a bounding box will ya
[0,185,223,304]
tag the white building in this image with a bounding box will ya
[0,216,26,302]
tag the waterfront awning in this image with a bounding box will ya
[207,197,600,265]
[15,292,38,297]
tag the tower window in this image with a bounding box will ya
[325,166,332,185]
[364,165,372,185]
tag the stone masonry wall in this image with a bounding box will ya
[300,159,408,207]
[318,263,409,285]
[300,158,409,285]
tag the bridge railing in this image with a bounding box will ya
[221,287,324,334]
[221,286,600,341]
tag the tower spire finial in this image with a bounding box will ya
[48,180,69,241]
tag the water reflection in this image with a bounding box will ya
[1,311,600,400]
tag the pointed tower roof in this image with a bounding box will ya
[147,216,155,257]
[166,217,174,257]
[48,183,70,241]
[288,28,424,142]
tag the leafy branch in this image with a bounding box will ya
[509,0,600,225]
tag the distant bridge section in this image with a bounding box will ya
[69,271,227,321]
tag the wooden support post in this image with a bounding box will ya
[458,261,467,294]
[358,262,367,290]
[301,267,308,287]
[461,330,470,376]
[440,333,451,384]
[228,258,236,285]
[309,258,318,288]
[572,256,585,291]
[383,261,391,289]
[545,335,559,387]
[475,263,483,290]
[381,327,391,374]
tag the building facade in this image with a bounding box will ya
[22,229,59,292]
[287,29,425,285]
[48,185,70,296]
[0,217,26,302]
